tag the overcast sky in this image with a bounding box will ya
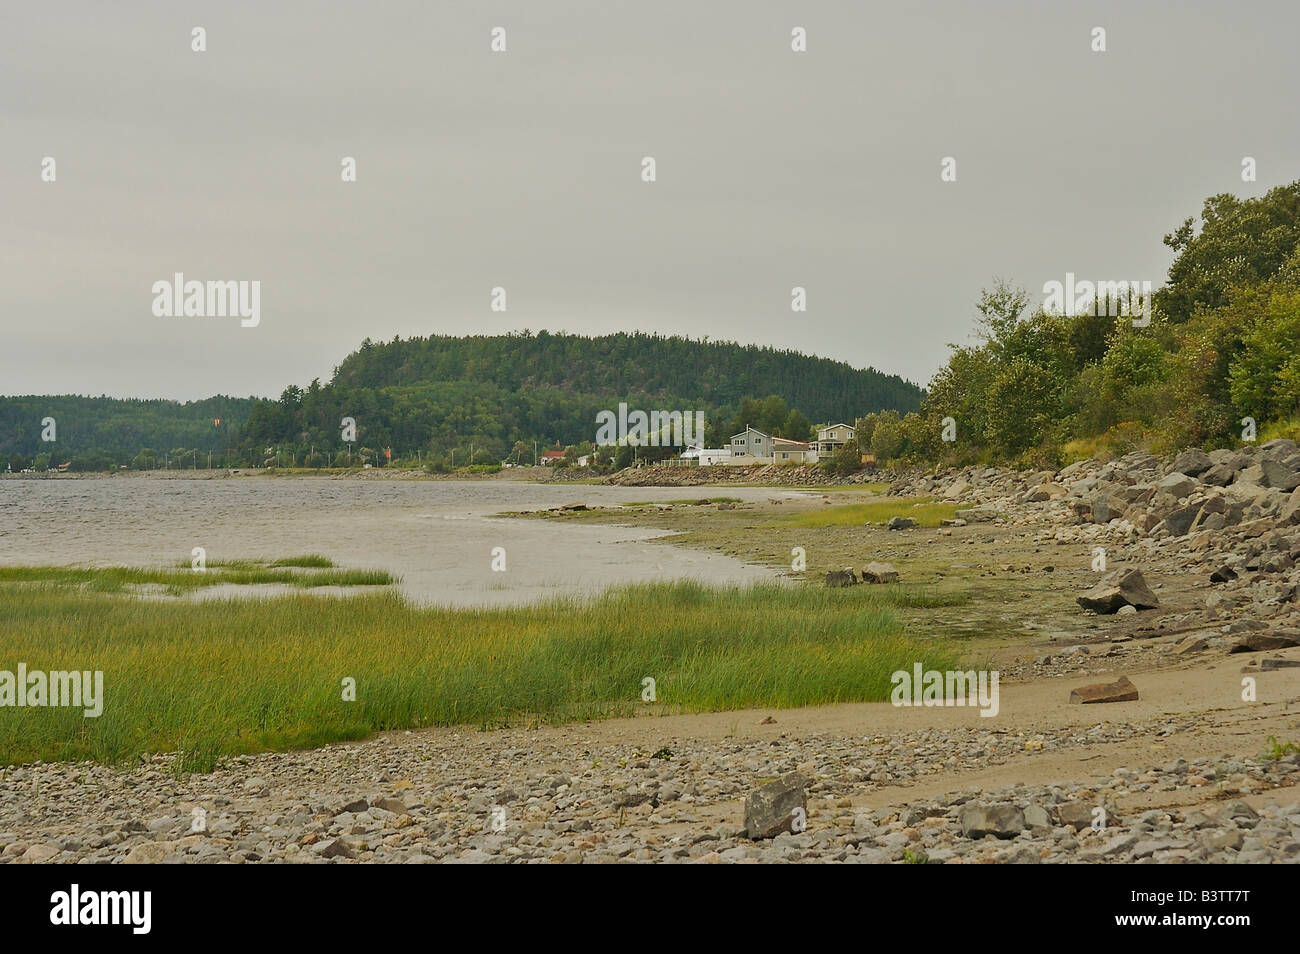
[3,0,1298,401]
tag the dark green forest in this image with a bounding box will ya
[0,395,257,472]
[0,333,920,471]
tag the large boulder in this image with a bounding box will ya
[1228,632,1300,653]
[959,803,1025,839]
[861,561,899,584]
[1261,458,1300,492]
[1091,492,1128,524]
[1280,487,1300,526]
[1159,504,1202,537]
[1170,449,1213,477]
[1077,569,1159,613]
[1058,802,1109,830]
[1156,472,1198,498]
[744,773,809,839]
[1069,675,1140,704]
[1196,462,1237,488]
[1025,483,1067,502]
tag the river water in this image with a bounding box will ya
[0,476,796,606]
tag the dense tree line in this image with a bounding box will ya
[0,395,255,472]
[0,334,921,470]
[844,181,1300,468]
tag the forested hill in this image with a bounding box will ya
[0,333,922,470]
[0,395,258,470]
[333,332,920,422]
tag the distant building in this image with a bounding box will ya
[682,445,732,466]
[772,437,817,463]
[815,423,856,460]
[540,450,565,464]
[729,426,772,460]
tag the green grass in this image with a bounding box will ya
[268,554,335,568]
[621,497,743,507]
[780,498,960,529]
[1263,736,1300,760]
[0,561,392,595]
[178,554,335,569]
[812,483,891,494]
[0,578,963,769]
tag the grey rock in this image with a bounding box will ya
[1262,458,1300,491]
[1156,472,1198,498]
[861,561,899,584]
[744,773,809,840]
[1077,568,1160,613]
[1171,449,1213,477]
[958,803,1025,839]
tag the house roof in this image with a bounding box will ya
[729,426,771,440]
[818,423,854,432]
[772,438,812,449]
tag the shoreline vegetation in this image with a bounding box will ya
[0,557,394,595]
[0,570,968,771]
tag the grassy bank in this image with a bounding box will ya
[0,558,393,595]
[0,577,965,770]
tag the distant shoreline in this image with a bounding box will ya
[0,466,599,483]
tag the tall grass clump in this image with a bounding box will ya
[0,578,963,768]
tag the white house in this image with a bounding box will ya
[682,445,732,466]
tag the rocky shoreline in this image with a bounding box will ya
[3,709,1296,864]
[5,441,1300,864]
[888,440,1300,639]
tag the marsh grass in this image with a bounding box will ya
[0,562,392,595]
[0,578,963,769]
[780,498,960,529]
[621,497,743,507]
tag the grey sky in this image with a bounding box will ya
[3,0,1298,401]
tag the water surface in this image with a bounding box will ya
[0,476,796,606]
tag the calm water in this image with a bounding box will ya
[0,476,795,606]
